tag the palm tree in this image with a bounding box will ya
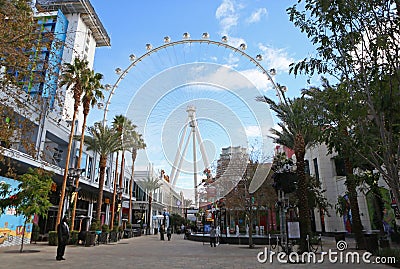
[110,115,136,229]
[126,131,146,226]
[70,69,104,231]
[80,122,122,223]
[137,176,163,234]
[56,57,89,226]
[257,94,317,252]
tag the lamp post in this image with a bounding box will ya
[67,168,83,224]
[116,186,123,227]
[139,203,146,234]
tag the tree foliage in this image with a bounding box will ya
[288,0,400,211]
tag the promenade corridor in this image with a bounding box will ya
[0,234,392,269]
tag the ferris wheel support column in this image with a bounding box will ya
[171,126,192,187]
[194,119,209,170]
[192,119,198,208]
[170,118,189,185]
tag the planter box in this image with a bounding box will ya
[85,232,97,247]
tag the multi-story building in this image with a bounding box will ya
[0,0,115,246]
[304,143,399,234]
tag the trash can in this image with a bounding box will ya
[154,228,158,235]
[334,231,346,243]
[364,233,379,254]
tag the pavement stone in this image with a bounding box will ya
[0,235,394,269]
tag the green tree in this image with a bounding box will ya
[71,68,104,231]
[287,0,400,214]
[110,115,136,229]
[56,57,90,227]
[10,168,53,252]
[126,130,145,226]
[302,85,366,247]
[79,122,122,223]
[0,1,47,175]
[257,94,317,251]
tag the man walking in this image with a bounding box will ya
[56,216,70,261]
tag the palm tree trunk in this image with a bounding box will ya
[110,152,119,230]
[147,194,152,235]
[71,112,88,231]
[56,110,77,227]
[294,134,311,252]
[96,156,107,222]
[344,158,365,249]
[117,151,125,226]
[128,159,135,224]
[128,148,139,225]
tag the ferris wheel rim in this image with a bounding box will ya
[102,38,281,126]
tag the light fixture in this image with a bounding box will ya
[115,68,122,75]
[239,43,247,50]
[146,43,152,51]
[164,36,171,43]
[269,68,276,76]
[183,32,190,39]
[129,54,136,61]
[202,32,210,39]
[281,86,288,92]
[256,54,263,61]
[221,36,228,43]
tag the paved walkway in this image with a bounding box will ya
[0,235,394,268]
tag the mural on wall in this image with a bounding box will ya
[341,194,352,233]
[0,176,32,248]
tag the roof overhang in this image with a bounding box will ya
[35,0,110,47]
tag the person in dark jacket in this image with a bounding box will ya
[160,225,165,240]
[167,226,172,241]
[56,216,70,261]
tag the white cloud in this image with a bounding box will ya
[226,36,246,48]
[258,43,294,72]
[241,68,274,92]
[216,0,241,35]
[247,8,267,24]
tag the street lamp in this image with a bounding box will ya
[67,168,83,219]
[139,203,146,233]
[116,186,123,227]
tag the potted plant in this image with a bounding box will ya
[31,223,40,244]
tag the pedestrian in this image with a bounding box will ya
[56,216,70,261]
[216,225,221,246]
[160,225,165,241]
[167,226,172,241]
[209,225,217,247]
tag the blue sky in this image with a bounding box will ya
[87,0,316,197]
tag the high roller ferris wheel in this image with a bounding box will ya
[101,32,287,205]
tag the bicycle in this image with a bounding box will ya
[307,234,323,253]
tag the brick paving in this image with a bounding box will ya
[0,234,393,269]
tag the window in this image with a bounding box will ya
[304,160,310,175]
[313,158,319,182]
[334,158,347,177]
[87,156,93,179]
